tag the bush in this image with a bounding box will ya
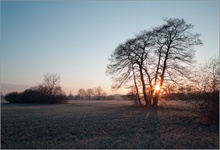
[20,89,39,103]
[194,57,219,125]
[5,92,21,103]
[198,91,219,125]
[4,87,66,104]
[4,73,67,104]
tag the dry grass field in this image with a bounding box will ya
[1,100,219,149]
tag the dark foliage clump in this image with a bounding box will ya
[4,92,21,103]
[198,91,219,125]
[5,88,66,104]
[5,73,67,104]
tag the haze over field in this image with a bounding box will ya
[1,1,219,95]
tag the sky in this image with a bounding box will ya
[1,0,219,95]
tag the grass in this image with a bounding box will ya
[1,100,219,149]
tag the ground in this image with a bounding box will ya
[1,100,219,149]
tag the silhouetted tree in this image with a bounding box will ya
[78,89,86,99]
[68,91,74,100]
[5,73,66,104]
[5,92,20,103]
[106,18,203,107]
[193,57,219,124]
[106,35,154,105]
[43,73,62,97]
[86,88,94,99]
[150,18,203,106]
[20,89,39,103]
[94,86,103,100]
[106,41,134,90]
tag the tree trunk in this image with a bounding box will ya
[131,63,141,104]
[153,90,159,106]
[151,46,163,107]
[139,65,149,106]
[149,89,154,105]
[135,83,141,104]
[153,44,170,107]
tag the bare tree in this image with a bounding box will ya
[133,31,156,106]
[106,42,134,88]
[193,57,219,124]
[100,91,107,100]
[131,62,141,104]
[43,73,63,98]
[5,73,65,104]
[106,35,154,105]
[68,91,74,100]
[78,89,86,99]
[86,88,94,99]
[149,18,203,106]
[94,86,103,100]
[106,18,203,107]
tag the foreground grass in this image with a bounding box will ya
[1,101,219,149]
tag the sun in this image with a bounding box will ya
[154,85,160,91]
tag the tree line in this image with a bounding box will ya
[4,73,66,104]
[73,86,107,100]
[3,73,112,103]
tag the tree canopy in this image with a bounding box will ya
[106,18,203,107]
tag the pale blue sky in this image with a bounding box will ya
[1,0,219,95]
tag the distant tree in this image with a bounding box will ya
[74,94,80,100]
[100,91,107,100]
[78,89,86,99]
[5,73,66,104]
[68,91,74,100]
[43,73,63,97]
[86,88,94,99]
[94,86,103,100]
[77,87,107,100]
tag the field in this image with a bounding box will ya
[1,100,219,149]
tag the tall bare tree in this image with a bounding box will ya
[192,57,219,124]
[106,18,202,107]
[43,73,62,98]
[150,18,203,106]
[106,33,154,106]
[131,61,141,104]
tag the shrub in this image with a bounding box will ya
[4,87,66,104]
[198,91,219,125]
[194,57,219,125]
[20,89,39,103]
[5,92,21,103]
